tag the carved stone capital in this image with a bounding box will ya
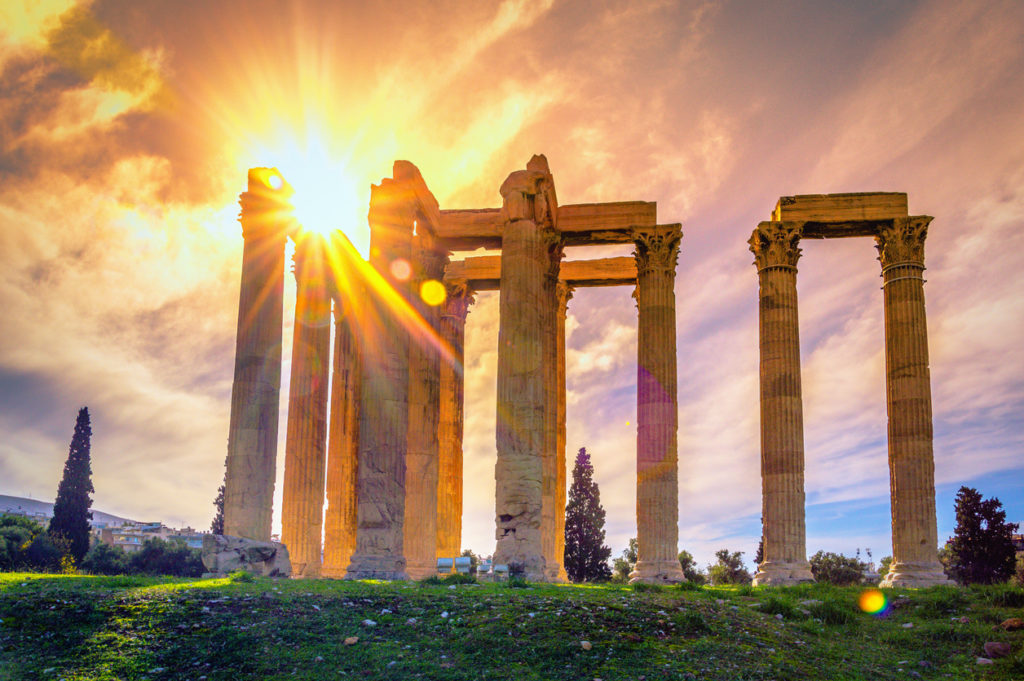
[413,238,450,282]
[543,229,564,283]
[555,280,574,318]
[499,155,558,229]
[442,278,475,321]
[875,216,932,270]
[632,225,682,276]
[749,221,802,271]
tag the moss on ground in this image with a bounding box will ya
[1,572,1022,680]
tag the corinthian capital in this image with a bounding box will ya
[875,216,932,269]
[749,221,802,271]
[632,224,682,276]
[442,279,475,322]
[555,280,574,318]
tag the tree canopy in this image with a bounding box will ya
[563,447,612,582]
[946,486,1018,585]
[48,407,94,565]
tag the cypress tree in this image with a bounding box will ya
[48,407,94,565]
[563,447,612,582]
[947,486,1018,584]
[211,456,226,534]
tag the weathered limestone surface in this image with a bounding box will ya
[555,281,573,582]
[322,292,361,578]
[773,192,908,223]
[493,155,557,580]
[630,224,685,584]
[876,216,951,588]
[437,280,473,560]
[281,235,332,578]
[437,201,655,249]
[202,534,291,577]
[748,221,814,586]
[541,231,563,581]
[346,175,416,580]
[445,256,636,291]
[224,168,288,542]
[404,238,446,579]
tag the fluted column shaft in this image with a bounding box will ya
[541,238,563,581]
[281,235,331,577]
[877,216,950,587]
[555,282,573,582]
[631,225,685,584]
[224,168,287,541]
[749,221,813,586]
[346,180,415,580]
[404,240,447,579]
[322,294,361,577]
[437,281,473,560]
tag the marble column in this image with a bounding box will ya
[541,235,563,581]
[437,280,473,561]
[322,287,361,578]
[224,168,288,541]
[404,238,447,579]
[281,234,332,577]
[748,221,814,586]
[346,180,415,580]
[630,225,685,584]
[554,281,573,582]
[493,161,557,580]
[876,216,951,587]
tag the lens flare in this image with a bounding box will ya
[859,589,889,616]
[390,258,411,281]
[267,173,284,190]
[420,279,446,306]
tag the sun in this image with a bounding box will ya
[251,130,369,254]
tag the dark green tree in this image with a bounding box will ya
[678,549,707,584]
[211,459,226,535]
[48,407,94,565]
[611,538,637,582]
[563,447,612,582]
[754,538,764,565]
[946,486,1018,585]
[808,551,868,585]
[707,549,752,585]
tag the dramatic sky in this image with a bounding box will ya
[2,0,1022,571]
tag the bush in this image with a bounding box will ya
[809,551,868,586]
[707,549,752,585]
[82,542,130,575]
[128,538,203,577]
[22,532,64,572]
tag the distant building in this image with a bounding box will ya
[98,522,207,553]
[1012,532,1023,559]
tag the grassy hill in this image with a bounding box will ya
[1,572,1022,680]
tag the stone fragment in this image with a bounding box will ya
[983,642,1012,658]
[1000,617,1023,631]
[201,534,290,578]
[344,636,359,646]
[581,641,592,650]
[976,657,994,665]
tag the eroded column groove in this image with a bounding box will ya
[541,234,564,581]
[876,216,951,587]
[749,221,813,586]
[224,168,287,541]
[630,225,685,584]
[437,280,473,561]
[555,281,573,582]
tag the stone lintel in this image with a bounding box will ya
[772,192,908,227]
[436,201,657,249]
[444,256,637,290]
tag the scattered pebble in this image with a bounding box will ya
[405,617,417,625]
[1000,617,1023,631]
[440,611,449,619]
[361,619,376,627]
[381,608,392,614]
[775,614,784,620]
[900,623,914,628]
[314,656,323,662]
[581,641,592,650]
[976,657,994,665]
[343,636,359,645]
[983,641,1012,659]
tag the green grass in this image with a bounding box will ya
[1,572,1022,680]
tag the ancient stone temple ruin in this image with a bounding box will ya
[749,193,950,588]
[222,156,685,583]
[222,158,948,588]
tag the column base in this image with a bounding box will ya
[630,559,685,585]
[290,562,321,579]
[879,561,953,588]
[320,565,350,579]
[493,552,548,581]
[752,560,814,586]
[344,554,409,581]
[406,562,437,581]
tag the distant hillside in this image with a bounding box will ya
[0,494,136,527]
